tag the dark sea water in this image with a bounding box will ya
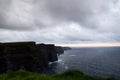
[45,47,120,79]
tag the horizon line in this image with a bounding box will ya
[55,42,120,47]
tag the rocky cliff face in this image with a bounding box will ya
[62,47,72,50]
[55,46,64,55]
[0,42,58,73]
[46,44,58,62]
[36,44,58,71]
[0,44,7,73]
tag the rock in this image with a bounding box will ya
[0,42,58,73]
[46,44,58,62]
[62,47,72,50]
[55,46,64,55]
[4,42,37,72]
[0,44,7,73]
[0,57,7,73]
[36,44,58,72]
[36,44,49,71]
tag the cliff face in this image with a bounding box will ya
[46,44,58,62]
[62,47,72,50]
[3,42,37,72]
[36,44,49,70]
[0,44,7,73]
[55,46,64,55]
[36,44,58,71]
[0,42,58,73]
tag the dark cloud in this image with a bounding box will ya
[46,0,120,30]
[0,0,36,30]
[0,0,120,43]
[46,0,94,23]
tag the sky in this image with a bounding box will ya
[0,0,120,45]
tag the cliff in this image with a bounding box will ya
[0,42,58,73]
[62,47,72,50]
[0,43,7,73]
[46,44,58,62]
[55,46,64,55]
[36,44,58,71]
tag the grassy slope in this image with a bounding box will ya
[0,70,114,80]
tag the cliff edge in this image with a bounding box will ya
[0,42,58,73]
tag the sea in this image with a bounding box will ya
[44,47,120,79]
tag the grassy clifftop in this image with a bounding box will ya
[0,70,114,80]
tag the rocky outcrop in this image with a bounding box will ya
[3,42,37,72]
[0,44,7,73]
[36,44,58,71]
[62,47,72,50]
[46,44,58,62]
[55,46,64,55]
[0,42,58,73]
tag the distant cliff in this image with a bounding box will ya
[55,46,64,55]
[62,47,72,50]
[55,46,72,55]
[0,42,58,73]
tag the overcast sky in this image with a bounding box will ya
[0,0,120,44]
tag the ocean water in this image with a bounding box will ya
[45,47,120,79]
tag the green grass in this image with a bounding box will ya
[0,70,114,80]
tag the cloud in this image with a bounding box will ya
[0,0,59,30]
[0,23,118,43]
[46,0,120,30]
[0,0,35,30]
[0,0,120,43]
